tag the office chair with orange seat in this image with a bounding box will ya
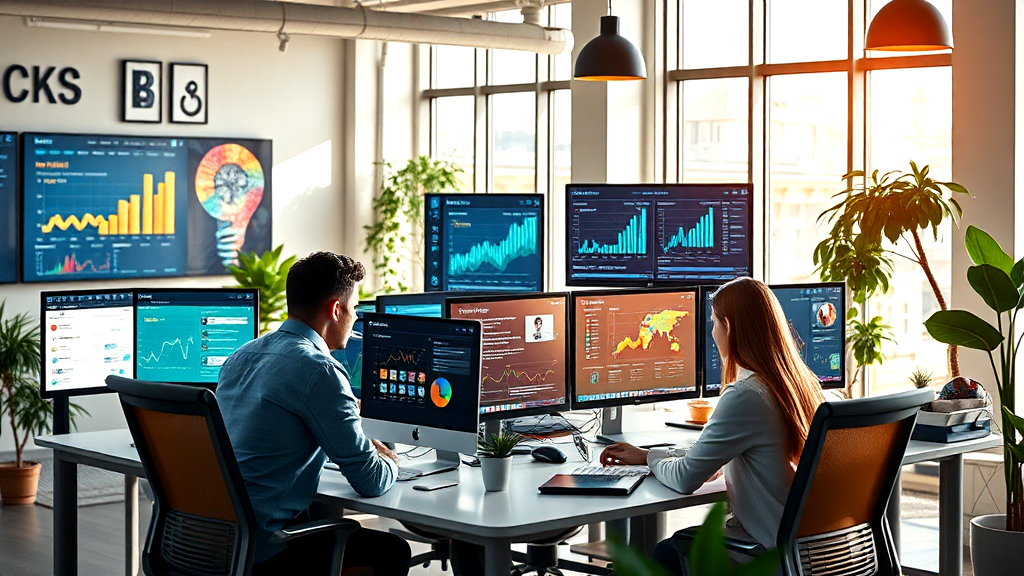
[107,375,365,576]
[669,387,934,576]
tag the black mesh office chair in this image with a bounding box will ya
[107,375,363,576]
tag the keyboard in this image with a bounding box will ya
[397,467,423,481]
[570,465,650,478]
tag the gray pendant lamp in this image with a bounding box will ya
[865,0,952,51]
[573,0,646,81]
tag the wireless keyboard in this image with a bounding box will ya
[570,465,650,478]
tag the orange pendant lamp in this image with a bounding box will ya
[865,0,952,51]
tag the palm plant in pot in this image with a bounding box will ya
[924,226,1024,574]
[477,431,522,492]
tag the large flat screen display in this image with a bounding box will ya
[566,184,752,287]
[21,133,272,282]
[425,193,544,293]
[0,132,17,283]
[572,288,700,409]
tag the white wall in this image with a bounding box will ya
[0,17,352,452]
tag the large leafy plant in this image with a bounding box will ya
[364,157,462,294]
[0,302,86,468]
[925,226,1024,531]
[815,162,969,378]
[228,245,295,335]
[845,309,895,397]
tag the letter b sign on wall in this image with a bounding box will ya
[122,60,161,123]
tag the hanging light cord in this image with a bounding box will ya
[607,0,612,16]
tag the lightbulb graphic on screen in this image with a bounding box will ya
[194,144,264,267]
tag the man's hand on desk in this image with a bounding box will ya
[599,443,649,466]
[373,440,399,463]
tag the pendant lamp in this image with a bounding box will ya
[573,0,646,81]
[865,0,952,51]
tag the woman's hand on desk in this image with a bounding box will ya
[599,443,649,466]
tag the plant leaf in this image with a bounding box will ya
[1012,259,1024,289]
[609,534,674,576]
[924,310,1004,351]
[967,264,1020,312]
[965,225,1014,273]
[688,501,731,576]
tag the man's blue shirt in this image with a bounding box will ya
[217,319,397,563]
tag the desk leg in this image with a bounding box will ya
[629,513,665,556]
[53,450,78,576]
[125,475,139,576]
[887,470,902,556]
[939,455,964,576]
[483,539,511,576]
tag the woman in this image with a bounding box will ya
[600,278,824,575]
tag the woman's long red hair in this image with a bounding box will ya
[711,278,824,462]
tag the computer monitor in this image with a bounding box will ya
[565,183,753,287]
[40,289,135,398]
[360,313,483,475]
[134,289,258,386]
[0,132,17,283]
[702,282,846,396]
[425,193,544,293]
[571,288,700,410]
[445,293,570,421]
[376,292,448,318]
[330,300,376,398]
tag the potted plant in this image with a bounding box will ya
[0,302,85,505]
[477,431,522,492]
[228,244,295,335]
[364,156,463,294]
[924,226,1024,574]
[909,367,935,389]
[815,161,969,384]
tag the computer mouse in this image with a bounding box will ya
[531,445,567,464]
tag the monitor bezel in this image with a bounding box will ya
[359,312,483,455]
[569,287,703,410]
[132,287,260,387]
[423,192,546,293]
[444,291,572,422]
[701,281,848,397]
[40,288,137,399]
[564,183,754,288]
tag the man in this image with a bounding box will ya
[217,251,410,575]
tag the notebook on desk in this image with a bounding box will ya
[538,473,647,496]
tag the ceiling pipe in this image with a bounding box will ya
[0,0,572,54]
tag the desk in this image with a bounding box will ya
[36,428,1001,576]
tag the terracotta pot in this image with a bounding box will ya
[687,400,713,425]
[0,461,42,505]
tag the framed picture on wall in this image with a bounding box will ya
[169,63,208,124]
[121,60,162,123]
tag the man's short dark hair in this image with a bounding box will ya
[286,252,365,317]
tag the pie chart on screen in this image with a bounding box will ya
[430,378,452,408]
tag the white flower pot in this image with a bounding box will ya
[480,456,512,492]
[971,514,1024,576]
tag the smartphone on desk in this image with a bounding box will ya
[412,480,459,492]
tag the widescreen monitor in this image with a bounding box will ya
[135,289,258,386]
[571,288,700,410]
[425,193,544,293]
[445,293,570,420]
[566,183,752,287]
[21,133,272,282]
[40,289,135,398]
[702,282,846,396]
[0,132,17,283]
[330,300,376,398]
[360,313,483,461]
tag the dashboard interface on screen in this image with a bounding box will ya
[573,289,698,405]
[447,294,568,417]
[331,301,376,398]
[135,290,257,385]
[703,283,846,395]
[0,132,17,283]
[425,193,544,293]
[41,290,135,397]
[566,184,751,286]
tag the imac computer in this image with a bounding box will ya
[702,282,846,396]
[571,288,700,445]
[360,313,483,476]
[445,293,570,422]
[40,289,135,398]
[425,193,544,293]
[134,289,258,386]
[566,183,752,287]
[331,300,376,398]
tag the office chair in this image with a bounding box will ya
[107,375,363,576]
[511,526,612,576]
[669,387,933,576]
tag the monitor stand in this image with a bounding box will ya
[596,407,674,449]
[414,450,462,477]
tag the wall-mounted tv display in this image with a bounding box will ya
[0,132,17,283]
[21,133,272,282]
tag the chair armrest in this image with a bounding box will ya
[269,518,362,544]
[672,527,768,556]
